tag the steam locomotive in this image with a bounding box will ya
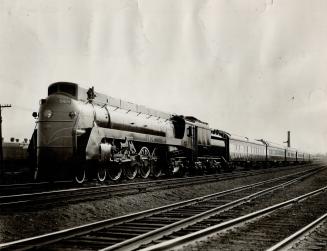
[30,82,310,183]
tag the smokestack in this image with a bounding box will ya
[287,131,291,147]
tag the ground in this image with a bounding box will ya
[0,165,315,243]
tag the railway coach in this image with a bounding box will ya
[206,132,310,167]
[2,140,29,168]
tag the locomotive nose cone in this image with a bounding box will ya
[36,94,79,179]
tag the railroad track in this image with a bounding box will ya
[0,164,318,210]
[139,176,327,251]
[0,163,314,196]
[0,180,74,196]
[267,213,327,251]
[0,166,323,250]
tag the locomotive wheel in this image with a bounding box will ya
[107,164,123,181]
[96,166,107,182]
[138,146,151,179]
[125,162,138,180]
[74,168,86,184]
[151,148,162,178]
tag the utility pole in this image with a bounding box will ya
[284,131,291,148]
[0,104,12,176]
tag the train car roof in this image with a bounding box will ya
[286,147,297,152]
[247,138,265,146]
[211,130,264,146]
[228,134,265,146]
[229,134,248,142]
[2,142,28,147]
[264,140,286,149]
[211,134,225,140]
[184,116,208,125]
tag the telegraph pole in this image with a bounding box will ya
[284,131,291,148]
[0,104,12,176]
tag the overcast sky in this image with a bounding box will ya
[0,0,326,153]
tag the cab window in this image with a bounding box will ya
[59,84,76,96]
[48,82,77,98]
[48,84,58,95]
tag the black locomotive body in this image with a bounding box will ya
[31,82,310,183]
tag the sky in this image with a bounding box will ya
[0,0,326,153]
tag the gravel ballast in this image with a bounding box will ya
[0,164,323,243]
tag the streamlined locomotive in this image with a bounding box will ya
[30,82,310,183]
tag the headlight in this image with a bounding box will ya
[43,109,53,118]
[69,111,77,119]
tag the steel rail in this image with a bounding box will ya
[0,163,316,196]
[98,168,322,251]
[0,171,248,206]
[0,167,322,251]
[0,180,73,195]
[266,212,327,251]
[139,186,327,251]
[0,165,319,209]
